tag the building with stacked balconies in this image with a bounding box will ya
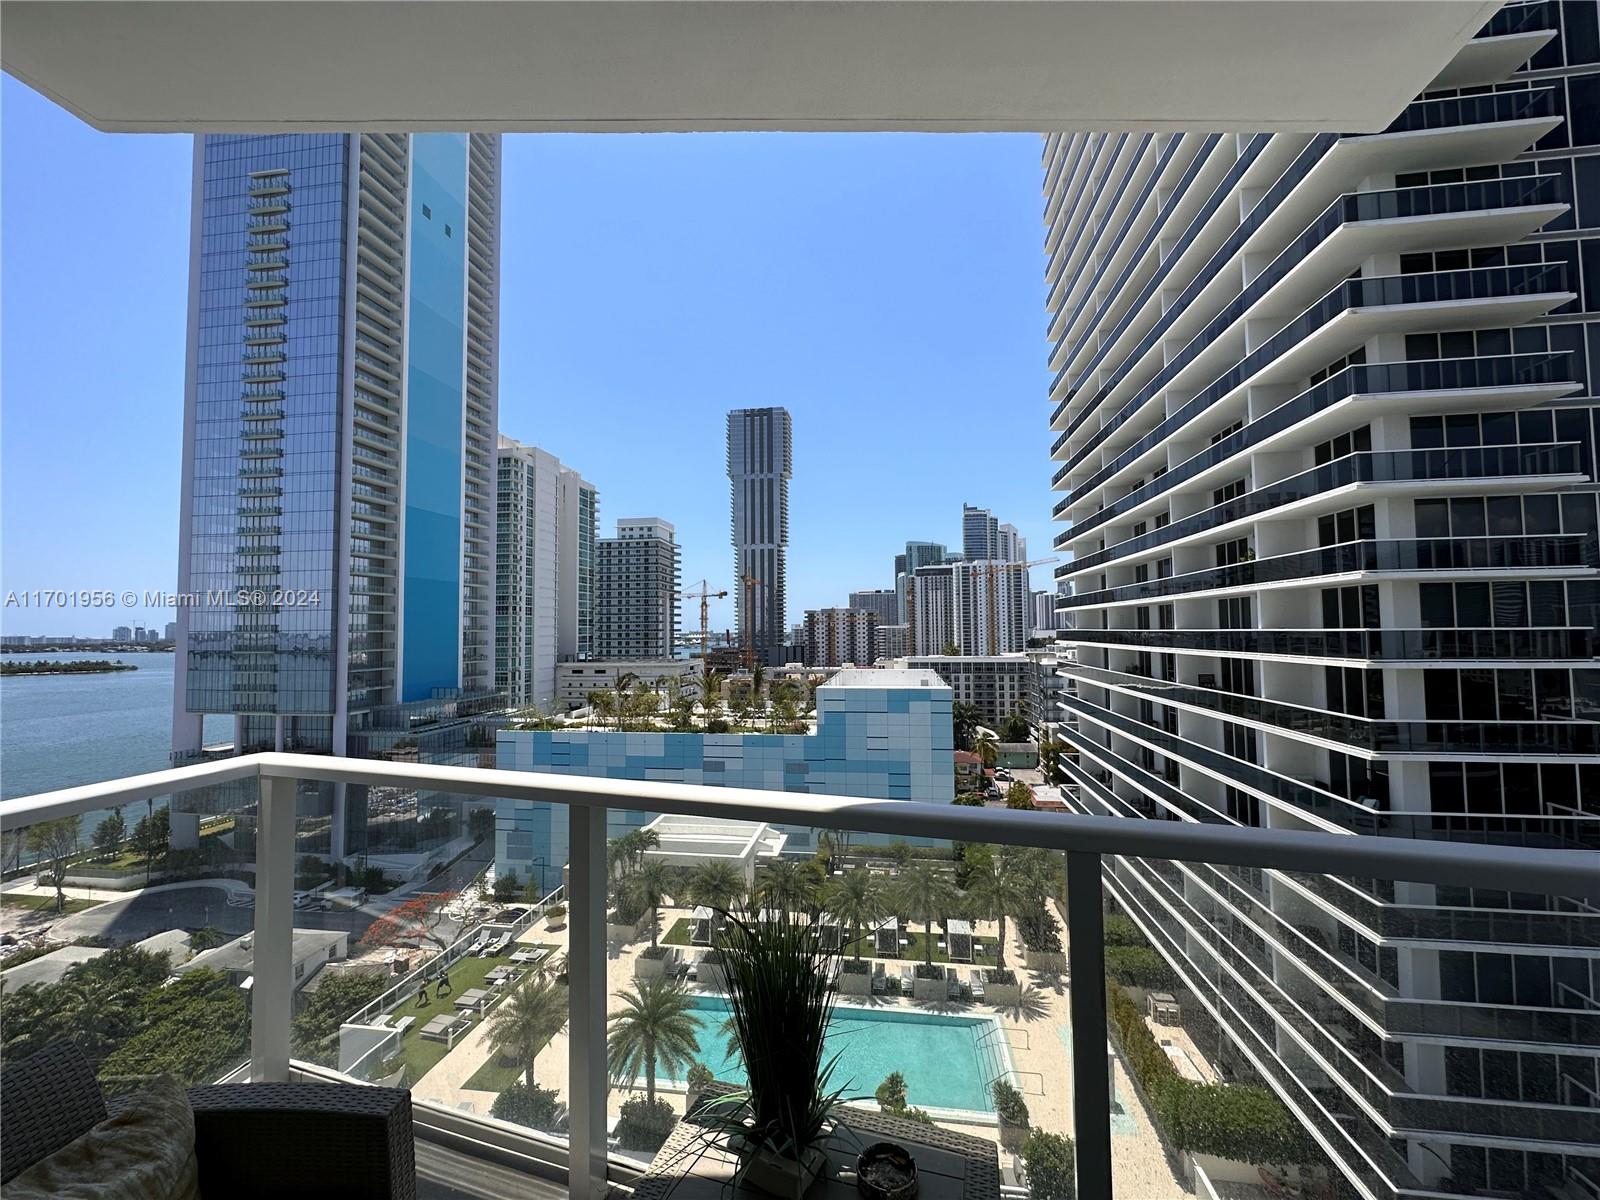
[1046,5,1600,1196]
[171,132,502,858]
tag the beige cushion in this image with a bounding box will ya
[7,1076,200,1200]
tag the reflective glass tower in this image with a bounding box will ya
[173,133,501,766]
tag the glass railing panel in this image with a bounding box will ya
[1381,87,1557,135]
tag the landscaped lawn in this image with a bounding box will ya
[839,928,1001,967]
[464,1054,525,1094]
[1,892,98,915]
[392,951,517,1084]
[662,918,697,947]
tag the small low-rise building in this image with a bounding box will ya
[554,659,699,712]
[179,928,349,1005]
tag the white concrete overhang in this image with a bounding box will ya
[1058,290,1576,475]
[1429,29,1556,90]
[1063,556,1600,614]
[1060,377,1582,526]
[2,1,1498,134]
[1057,467,1589,569]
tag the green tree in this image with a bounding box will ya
[587,689,617,729]
[1005,782,1035,810]
[892,862,957,967]
[467,806,495,845]
[698,665,724,722]
[875,1071,908,1112]
[824,869,881,961]
[291,970,389,1066]
[27,816,82,911]
[976,736,998,770]
[610,672,640,731]
[668,695,697,731]
[1021,1131,1076,1200]
[98,967,248,1086]
[998,710,1030,742]
[686,860,745,913]
[606,978,701,1104]
[486,975,568,1089]
[626,859,675,948]
[491,1081,566,1132]
[92,808,127,858]
[753,858,822,913]
[493,872,521,904]
[963,845,1031,971]
[130,807,170,885]
[952,702,980,751]
[941,640,960,657]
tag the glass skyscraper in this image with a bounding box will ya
[727,406,792,666]
[172,132,501,785]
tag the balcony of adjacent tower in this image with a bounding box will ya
[1055,442,1589,568]
[1053,260,1574,492]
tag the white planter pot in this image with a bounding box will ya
[634,954,667,980]
[1024,950,1068,974]
[838,969,872,996]
[986,981,1023,1006]
[911,975,947,1002]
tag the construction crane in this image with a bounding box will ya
[983,557,1060,653]
[675,580,729,657]
[738,574,765,669]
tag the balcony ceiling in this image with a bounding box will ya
[3,0,1499,134]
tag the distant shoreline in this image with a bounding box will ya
[1,660,138,677]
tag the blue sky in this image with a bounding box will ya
[2,77,1055,637]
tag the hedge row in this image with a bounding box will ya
[1106,976,1317,1167]
[1105,944,1178,990]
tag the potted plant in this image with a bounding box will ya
[696,906,847,1198]
[686,1061,715,1112]
[545,902,567,931]
[635,944,671,980]
[992,1079,1031,1152]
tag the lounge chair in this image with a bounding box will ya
[946,966,961,1000]
[971,970,986,1001]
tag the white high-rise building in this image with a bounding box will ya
[909,560,1029,656]
[496,437,596,709]
[1047,10,1599,1195]
[595,518,680,660]
[803,607,878,667]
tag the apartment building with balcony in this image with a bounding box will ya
[496,437,597,709]
[172,132,501,765]
[594,518,680,660]
[1046,5,1600,1196]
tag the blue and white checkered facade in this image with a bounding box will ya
[495,670,953,892]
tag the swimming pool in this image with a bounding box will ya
[678,995,1010,1115]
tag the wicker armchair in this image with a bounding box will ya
[0,1042,417,1199]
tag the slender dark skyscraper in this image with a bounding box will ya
[727,407,792,666]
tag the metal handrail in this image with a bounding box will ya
[6,751,1597,1200]
[6,752,1596,899]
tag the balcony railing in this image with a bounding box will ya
[7,755,1597,1200]
[1053,260,1569,487]
[1061,442,1583,567]
[1065,661,1600,755]
[1380,86,1557,135]
[1062,534,1598,608]
[1056,349,1575,520]
[1061,625,1595,662]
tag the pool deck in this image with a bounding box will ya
[405,903,1190,1196]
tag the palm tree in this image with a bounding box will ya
[825,868,882,960]
[698,665,723,723]
[753,858,820,914]
[627,859,675,948]
[892,861,957,967]
[962,847,1031,971]
[751,661,767,706]
[606,979,701,1104]
[611,671,639,731]
[587,689,616,730]
[487,975,568,1089]
[952,702,980,752]
[686,860,745,914]
[976,733,998,770]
